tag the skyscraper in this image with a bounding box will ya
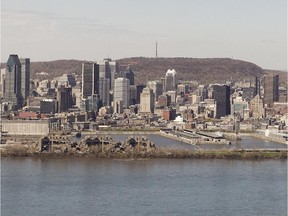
[123,65,134,85]
[3,55,22,110]
[106,59,119,91]
[113,78,130,110]
[98,58,119,90]
[99,78,110,106]
[165,69,177,92]
[140,87,155,113]
[129,85,137,105]
[263,74,279,107]
[57,86,73,113]
[99,60,111,81]
[98,60,113,106]
[81,62,99,98]
[147,80,163,102]
[255,76,261,96]
[210,84,231,118]
[19,58,30,101]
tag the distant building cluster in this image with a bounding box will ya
[0,54,287,140]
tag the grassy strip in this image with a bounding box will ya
[1,146,287,160]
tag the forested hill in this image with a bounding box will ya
[118,57,263,84]
[3,57,285,84]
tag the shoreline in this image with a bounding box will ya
[1,147,287,160]
[1,130,287,160]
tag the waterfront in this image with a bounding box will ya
[1,158,287,216]
[1,133,286,159]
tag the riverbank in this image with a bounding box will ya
[1,145,286,160]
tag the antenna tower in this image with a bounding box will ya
[156,41,158,58]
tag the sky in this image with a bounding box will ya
[1,0,287,70]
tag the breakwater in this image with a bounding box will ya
[1,143,287,160]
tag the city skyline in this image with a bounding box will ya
[1,0,287,70]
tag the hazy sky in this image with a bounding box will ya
[1,0,287,70]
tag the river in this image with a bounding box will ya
[1,158,287,216]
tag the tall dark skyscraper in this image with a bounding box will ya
[81,62,99,98]
[123,66,135,86]
[20,58,30,100]
[210,84,231,118]
[255,76,261,96]
[99,60,111,82]
[57,86,73,113]
[3,55,22,110]
[263,74,279,106]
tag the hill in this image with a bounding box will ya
[30,59,83,81]
[3,57,286,84]
[118,57,263,84]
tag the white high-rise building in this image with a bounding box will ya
[113,78,130,111]
[165,69,177,92]
[140,87,155,113]
[147,80,163,102]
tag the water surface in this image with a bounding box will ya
[1,158,287,216]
